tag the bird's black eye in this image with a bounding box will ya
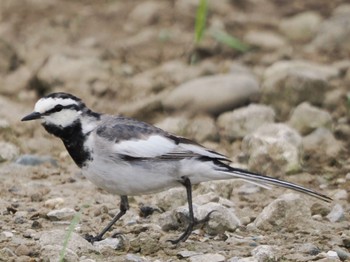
[55,105,64,112]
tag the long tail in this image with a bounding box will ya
[216,163,332,202]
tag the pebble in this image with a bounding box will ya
[262,60,336,119]
[124,253,149,262]
[251,245,278,261]
[242,123,302,175]
[39,229,95,254]
[288,102,332,135]
[155,188,186,211]
[326,204,344,222]
[217,104,275,140]
[0,142,19,162]
[279,11,322,42]
[44,197,65,209]
[1,231,14,238]
[310,4,350,53]
[303,128,343,161]
[334,247,350,261]
[128,1,164,26]
[254,193,311,231]
[189,253,226,262]
[47,208,76,221]
[163,74,260,116]
[93,237,123,252]
[333,189,348,200]
[15,244,30,256]
[327,250,340,259]
[244,30,287,50]
[41,244,78,262]
[15,154,57,166]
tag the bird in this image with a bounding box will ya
[21,92,332,244]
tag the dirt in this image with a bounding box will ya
[0,0,350,261]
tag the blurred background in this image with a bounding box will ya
[0,0,350,261]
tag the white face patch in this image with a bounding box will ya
[35,97,81,128]
[34,97,79,114]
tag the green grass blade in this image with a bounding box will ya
[210,30,249,52]
[59,211,82,262]
[194,0,208,44]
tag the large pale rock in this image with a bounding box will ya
[254,193,312,231]
[242,123,302,175]
[163,74,260,115]
[279,11,322,42]
[310,4,350,53]
[244,30,287,50]
[262,60,337,119]
[288,102,332,135]
[217,104,275,140]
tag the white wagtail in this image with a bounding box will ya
[22,92,331,244]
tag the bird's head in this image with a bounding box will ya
[21,92,87,128]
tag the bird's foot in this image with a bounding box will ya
[84,234,103,244]
[167,210,217,244]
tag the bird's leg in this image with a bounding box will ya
[85,195,129,243]
[168,177,214,244]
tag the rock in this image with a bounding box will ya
[124,253,149,262]
[251,245,278,261]
[327,250,340,259]
[177,250,202,258]
[288,102,332,135]
[41,245,78,262]
[254,193,311,231]
[39,229,95,254]
[242,123,302,175]
[35,53,109,91]
[296,243,321,255]
[262,60,336,119]
[244,30,287,50]
[15,154,57,166]
[326,204,344,222]
[334,247,350,261]
[160,202,240,235]
[15,244,30,256]
[310,4,350,53]
[1,231,14,238]
[156,115,218,142]
[47,208,76,221]
[279,11,322,42]
[128,1,164,26]
[189,253,226,262]
[163,74,260,116]
[302,128,343,162]
[333,190,348,200]
[0,66,32,96]
[0,142,19,162]
[217,104,275,140]
[93,237,123,252]
[199,202,240,235]
[155,187,186,211]
[0,38,20,74]
[44,198,65,209]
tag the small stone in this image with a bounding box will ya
[93,237,123,251]
[242,123,302,175]
[2,231,14,238]
[15,244,30,256]
[303,128,343,162]
[155,188,186,211]
[44,198,65,209]
[244,30,287,50]
[288,102,332,135]
[334,247,350,261]
[47,208,76,221]
[333,190,348,200]
[254,193,311,231]
[297,243,321,255]
[327,250,339,259]
[163,74,260,116]
[177,250,202,258]
[326,204,344,222]
[15,154,57,166]
[0,142,19,162]
[124,253,149,262]
[189,253,226,262]
[217,104,275,140]
[128,1,164,26]
[251,245,278,261]
[279,11,322,42]
[41,245,78,262]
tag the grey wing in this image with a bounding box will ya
[95,116,230,162]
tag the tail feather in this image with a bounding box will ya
[219,165,332,203]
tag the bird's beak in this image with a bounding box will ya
[21,112,42,121]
